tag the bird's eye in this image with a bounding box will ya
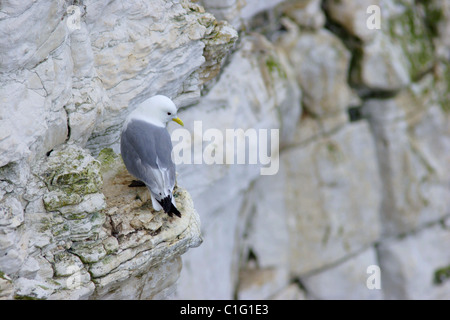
[167,112,172,116]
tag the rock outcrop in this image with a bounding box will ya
[0,0,227,300]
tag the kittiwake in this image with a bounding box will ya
[120,95,184,218]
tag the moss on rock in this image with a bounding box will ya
[42,145,103,211]
[97,148,119,174]
[388,1,435,80]
[434,265,450,285]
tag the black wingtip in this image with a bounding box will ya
[157,196,182,218]
[170,203,182,218]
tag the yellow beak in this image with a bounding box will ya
[172,117,184,126]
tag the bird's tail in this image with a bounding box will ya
[157,196,181,218]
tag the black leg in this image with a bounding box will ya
[128,180,146,187]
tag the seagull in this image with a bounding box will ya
[120,95,184,217]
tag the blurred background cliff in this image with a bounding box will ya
[0,0,449,299]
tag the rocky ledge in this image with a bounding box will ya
[1,144,201,300]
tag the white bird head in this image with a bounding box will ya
[129,95,184,127]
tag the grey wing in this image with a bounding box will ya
[120,120,176,198]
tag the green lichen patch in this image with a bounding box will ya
[419,0,445,39]
[43,146,102,194]
[43,190,82,212]
[324,140,344,164]
[435,62,450,113]
[181,0,206,14]
[197,13,216,30]
[388,1,435,80]
[0,270,10,281]
[42,145,103,211]
[52,222,70,238]
[70,239,107,264]
[433,265,450,285]
[14,295,45,300]
[265,55,287,80]
[200,20,238,85]
[97,148,119,174]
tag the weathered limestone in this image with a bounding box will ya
[0,144,201,300]
[362,76,450,236]
[198,0,286,29]
[378,222,450,299]
[285,122,382,275]
[302,248,384,300]
[283,28,353,118]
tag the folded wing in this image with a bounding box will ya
[120,119,176,201]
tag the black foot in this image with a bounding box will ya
[128,180,146,187]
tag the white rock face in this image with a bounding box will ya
[378,223,450,299]
[362,79,450,236]
[284,29,353,118]
[281,0,325,30]
[237,266,290,300]
[302,248,384,300]
[0,68,68,167]
[353,33,410,91]
[199,0,286,29]
[324,0,381,42]
[174,197,244,299]
[284,122,382,275]
[242,172,290,271]
[0,0,67,73]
